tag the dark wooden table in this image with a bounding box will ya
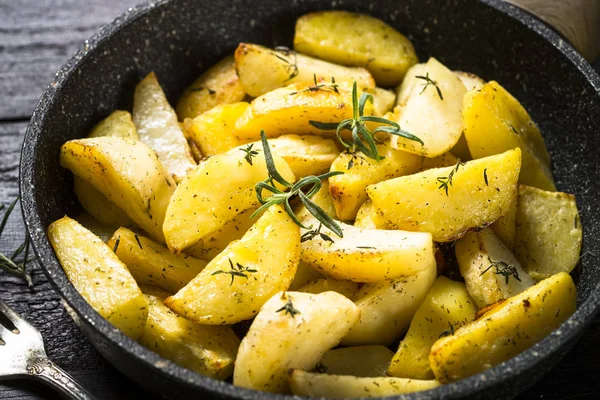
[1,1,599,399]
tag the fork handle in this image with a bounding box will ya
[26,357,97,400]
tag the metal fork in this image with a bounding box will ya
[0,300,96,399]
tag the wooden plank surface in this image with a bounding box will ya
[0,1,599,399]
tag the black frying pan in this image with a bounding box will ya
[19,0,600,399]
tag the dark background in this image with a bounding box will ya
[0,1,599,399]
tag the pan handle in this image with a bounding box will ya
[505,0,600,62]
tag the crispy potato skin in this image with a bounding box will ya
[176,55,246,120]
[233,291,359,393]
[318,346,394,377]
[367,148,522,242]
[294,10,418,86]
[429,272,576,383]
[48,217,147,339]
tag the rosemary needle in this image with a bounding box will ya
[0,198,34,287]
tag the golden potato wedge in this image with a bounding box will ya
[297,277,358,298]
[387,276,476,379]
[463,81,555,191]
[329,142,422,220]
[418,151,459,171]
[165,206,300,325]
[133,72,196,182]
[60,137,175,243]
[353,200,382,229]
[318,345,394,377]
[300,214,435,282]
[176,55,246,120]
[234,81,372,140]
[456,229,535,309]
[183,102,250,157]
[342,260,437,346]
[430,272,576,383]
[366,87,396,116]
[289,370,440,398]
[289,261,325,290]
[266,134,339,178]
[514,185,582,280]
[367,148,522,242]
[138,284,172,298]
[490,188,517,250]
[234,43,374,97]
[74,177,135,228]
[233,291,360,393]
[108,227,206,293]
[294,180,337,221]
[74,213,115,243]
[455,70,485,91]
[390,58,466,158]
[139,294,239,380]
[88,110,139,139]
[163,143,295,252]
[48,217,147,339]
[294,11,418,86]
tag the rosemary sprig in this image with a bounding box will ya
[415,72,443,100]
[0,198,33,287]
[290,74,339,95]
[276,295,300,318]
[439,322,455,338]
[483,168,489,186]
[313,362,328,373]
[211,258,257,286]
[240,143,259,166]
[437,160,462,196]
[309,82,423,162]
[252,131,344,238]
[273,46,299,81]
[480,256,521,284]
[300,223,334,244]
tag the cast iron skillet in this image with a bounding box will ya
[19,0,600,399]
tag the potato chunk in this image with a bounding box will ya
[463,81,555,190]
[490,189,517,250]
[74,213,115,243]
[133,72,196,182]
[266,134,339,178]
[233,291,359,393]
[139,295,239,380]
[368,87,396,116]
[297,277,358,299]
[289,261,324,290]
[456,229,535,309]
[342,260,437,345]
[74,177,135,228]
[430,272,576,383]
[390,58,466,158]
[387,276,476,379]
[235,43,374,97]
[318,346,394,377]
[367,148,521,242]
[294,11,418,86]
[289,370,440,398]
[48,217,147,339]
[163,143,295,252]
[108,227,206,293]
[176,55,246,120]
[300,214,435,282]
[165,206,300,325]
[60,137,175,243]
[514,185,582,280]
[329,142,422,220]
[88,110,139,139]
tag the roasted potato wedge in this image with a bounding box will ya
[289,261,325,290]
[133,72,196,182]
[390,58,466,158]
[74,177,135,228]
[368,87,396,116]
[233,291,360,393]
[88,110,139,140]
[353,200,382,229]
[60,137,176,243]
[456,228,535,309]
[138,284,172,298]
[297,277,358,298]
[183,102,250,157]
[74,213,115,243]
[455,70,485,91]
[430,272,576,383]
[289,370,440,398]
[266,134,339,178]
[139,294,240,380]
[387,276,477,379]
[342,260,437,346]
[163,143,295,252]
[235,43,374,97]
[294,180,337,221]
[329,142,422,220]
[108,227,206,293]
[165,206,300,325]
[514,185,582,280]
[294,11,418,86]
[418,151,459,171]
[367,148,522,242]
[463,81,555,191]
[48,217,147,339]
[490,189,517,250]
[176,55,246,120]
[300,214,435,282]
[318,345,394,377]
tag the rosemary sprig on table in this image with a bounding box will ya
[252,131,344,239]
[480,256,521,284]
[211,258,257,286]
[309,82,423,162]
[415,72,443,100]
[0,198,33,287]
[437,160,463,196]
